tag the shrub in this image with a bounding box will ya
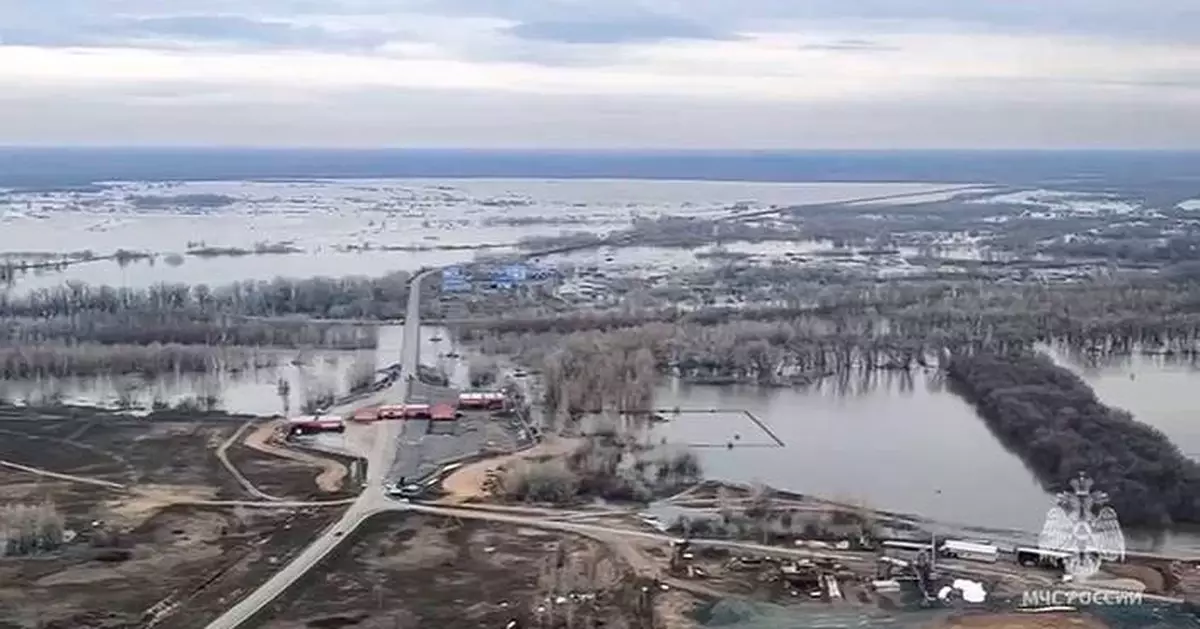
[0,501,65,557]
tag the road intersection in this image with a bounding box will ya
[202,269,432,629]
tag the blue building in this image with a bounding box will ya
[441,267,472,293]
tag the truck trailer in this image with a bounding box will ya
[938,540,999,564]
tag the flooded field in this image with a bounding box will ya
[1050,349,1200,458]
[654,373,1050,534]
[1,178,967,291]
[0,323,466,416]
[10,248,490,291]
[655,354,1200,553]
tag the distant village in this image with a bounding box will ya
[440,259,614,303]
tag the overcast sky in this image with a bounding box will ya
[2,0,1199,148]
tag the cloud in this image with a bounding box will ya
[0,14,396,51]
[2,83,1198,149]
[118,15,393,50]
[505,16,730,45]
[798,38,898,52]
[2,0,1200,148]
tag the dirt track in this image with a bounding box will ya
[0,458,127,489]
[440,436,580,503]
[242,421,348,493]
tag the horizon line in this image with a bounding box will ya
[2,146,1199,153]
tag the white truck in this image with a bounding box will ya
[938,540,999,564]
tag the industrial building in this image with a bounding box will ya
[430,402,459,421]
[353,401,461,421]
[350,407,380,422]
[441,266,472,293]
[440,262,557,293]
[458,390,507,410]
[378,404,431,420]
[286,415,345,435]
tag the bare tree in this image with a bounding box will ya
[0,501,65,557]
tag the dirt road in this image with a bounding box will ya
[215,421,280,501]
[0,459,126,489]
[439,436,581,503]
[242,420,348,493]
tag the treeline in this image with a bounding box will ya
[0,272,411,320]
[2,314,377,349]
[473,319,931,403]
[541,334,658,422]
[460,275,1200,360]
[946,351,1200,527]
[0,342,271,378]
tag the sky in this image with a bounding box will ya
[2,0,1199,149]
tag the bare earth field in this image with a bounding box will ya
[930,612,1110,629]
[0,408,345,629]
[255,513,672,629]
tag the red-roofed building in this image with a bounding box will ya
[351,407,380,422]
[378,404,432,420]
[430,402,459,421]
[287,417,345,436]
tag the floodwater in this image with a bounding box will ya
[9,249,492,292]
[1048,348,1200,553]
[1049,348,1200,458]
[0,324,460,417]
[1,178,967,292]
[654,372,1050,534]
[0,349,371,417]
[657,357,1200,553]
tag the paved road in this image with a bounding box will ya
[204,269,434,629]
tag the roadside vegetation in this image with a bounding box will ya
[499,424,702,505]
[672,485,880,546]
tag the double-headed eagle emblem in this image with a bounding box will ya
[1038,473,1125,581]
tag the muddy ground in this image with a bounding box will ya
[0,503,335,629]
[0,408,344,629]
[930,611,1111,628]
[226,441,357,501]
[254,513,673,629]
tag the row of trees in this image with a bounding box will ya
[0,271,411,320]
[3,314,377,349]
[462,273,1200,375]
[0,342,269,379]
[946,350,1200,527]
